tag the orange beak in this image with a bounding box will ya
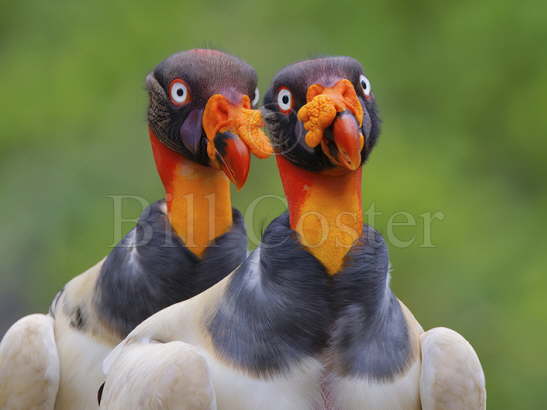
[202,94,272,189]
[297,79,365,171]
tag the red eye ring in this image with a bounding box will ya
[277,86,293,114]
[168,78,191,106]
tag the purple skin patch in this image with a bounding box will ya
[180,108,204,155]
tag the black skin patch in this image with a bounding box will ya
[208,213,333,377]
[263,56,381,172]
[323,125,339,158]
[213,131,231,159]
[94,200,247,339]
[330,226,413,381]
[69,306,86,330]
[97,382,105,405]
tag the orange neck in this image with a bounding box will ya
[276,156,363,275]
[149,129,233,258]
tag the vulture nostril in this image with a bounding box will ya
[217,103,230,122]
[342,88,352,100]
[306,84,324,102]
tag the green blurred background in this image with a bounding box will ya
[1,0,546,407]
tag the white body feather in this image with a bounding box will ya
[0,314,59,410]
[100,341,217,410]
[0,261,120,410]
[420,327,486,410]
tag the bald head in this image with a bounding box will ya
[149,49,257,106]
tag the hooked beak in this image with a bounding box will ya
[202,94,272,189]
[325,111,363,171]
[297,79,365,171]
[212,131,250,189]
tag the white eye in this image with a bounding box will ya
[359,74,371,97]
[277,88,292,112]
[169,79,190,106]
[251,87,260,107]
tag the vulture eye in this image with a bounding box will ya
[359,74,371,97]
[168,79,190,106]
[277,88,293,113]
[251,87,260,107]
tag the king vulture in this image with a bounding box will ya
[0,49,271,410]
[98,56,485,410]
[264,56,486,410]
